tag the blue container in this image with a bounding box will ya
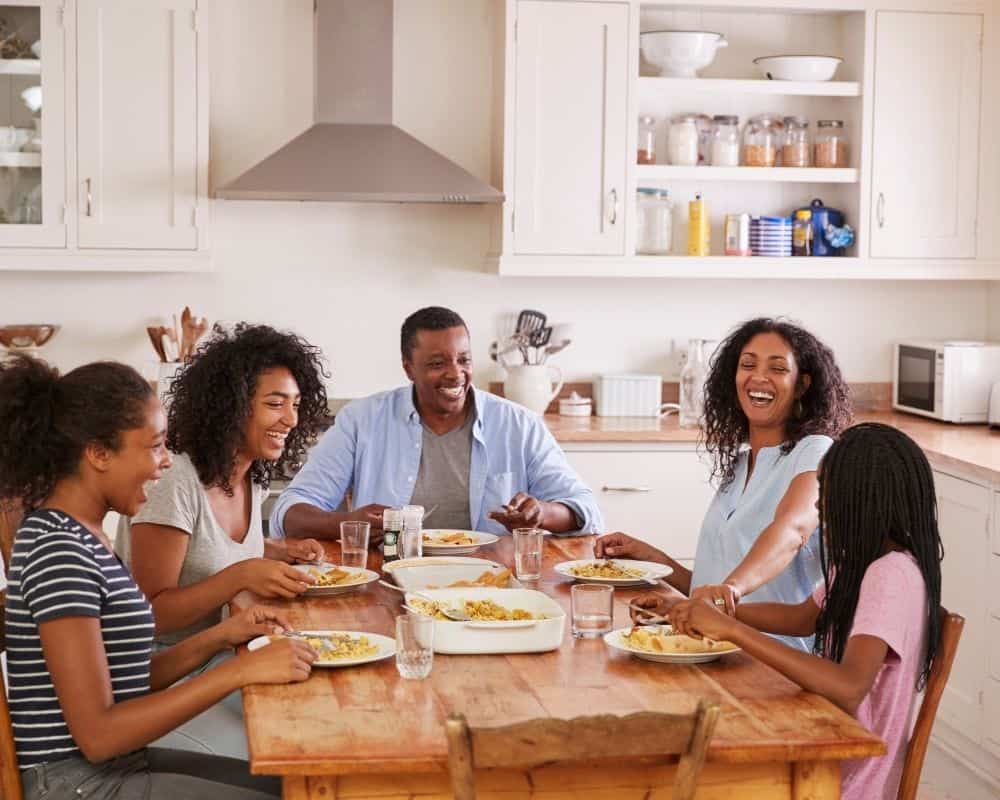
[798,198,853,256]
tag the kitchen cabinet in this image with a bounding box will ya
[508,0,628,256]
[869,11,982,260]
[562,444,715,565]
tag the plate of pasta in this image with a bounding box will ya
[554,559,672,586]
[421,529,499,555]
[248,630,395,668]
[604,625,741,664]
[292,563,379,596]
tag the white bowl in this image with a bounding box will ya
[753,55,842,82]
[640,31,727,78]
[20,85,42,113]
[0,126,34,152]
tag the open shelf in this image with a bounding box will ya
[0,152,41,168]
[638,76,861,97]
[636,165,858,183]
[0,58,40,76]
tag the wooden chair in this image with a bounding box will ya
[897,608,964,800]
[445,699,720,800]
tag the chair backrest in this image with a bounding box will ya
[0,589,24,800]
[446,699,720,800]
[0,501,21,574]
[897,608,965,800]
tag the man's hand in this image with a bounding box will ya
[488,492,545,531]
[345,504,390,545]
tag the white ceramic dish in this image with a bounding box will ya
[753,55,842,82]
[421,529,499,556]
[248,630,395,668]
[554,559,673,586]
[384,556,521,591]
[640,30,728,78]
[603,626,741,664]
[403,587,565,654]
[292,563,379,596]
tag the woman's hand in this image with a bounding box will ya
[283,538,326,564]
[668,599,735,642]
[216,605,292,647]
[593,532,665,563]
[235,558,315,598]
[628,591,681,623]
[235,637,316,686]
[689,583,741,616]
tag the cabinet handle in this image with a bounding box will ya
[876,192,885,229]
[85,178,93,217]
[607,188,618,225]
[601,485,651,493]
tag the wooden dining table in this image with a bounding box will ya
[233,536,884,800]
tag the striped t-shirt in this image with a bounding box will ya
[5,508,154,768]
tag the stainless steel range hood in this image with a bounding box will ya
[216,0,503,204]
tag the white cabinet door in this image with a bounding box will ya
[870,12,981,259]
[512,1,627,256]
[76,0,198,249]
[564,447,715,564]
[935,470,990,743]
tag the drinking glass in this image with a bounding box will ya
[399,526,423,560]
[395,613,434,679]
[340,521,370,568]
[571,583,614,638]
[513,527,544,580]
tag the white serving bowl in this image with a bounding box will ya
[640,31,727,78]
[753,55,842,82]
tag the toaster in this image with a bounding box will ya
[990,381,1000,427]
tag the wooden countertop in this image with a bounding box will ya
[545,412,1000,483]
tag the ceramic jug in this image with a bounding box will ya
[504,364,564,415]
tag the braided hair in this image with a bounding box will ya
[702,317,853,489]
[814,422,943,690]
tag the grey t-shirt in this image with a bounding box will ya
[408,409,474,530]
[116,452,265,645]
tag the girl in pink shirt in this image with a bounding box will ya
[666,422,943,800]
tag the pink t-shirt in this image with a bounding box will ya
[812,551,929,800]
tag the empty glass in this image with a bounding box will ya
[571,584,614,638]
[513,527,544,580]
[340,521,370,568]
[395,613,434,679]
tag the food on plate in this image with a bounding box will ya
[273,633,378,661]
[621,627,736,654]
[569,561,645,579]
[409,597,544,621]
[423,530,477,546]
[306,566,366,587]
[429,568,512,588]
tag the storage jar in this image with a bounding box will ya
[814,120,848,167]
[709,115,740,166]
[781,116,811,167]
[742,114,783,167]
[667,113,700,166]
[638,115,657,164]
[636,188,673,255]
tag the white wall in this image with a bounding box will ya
[989,283,1000,341]
[0,0,991,395]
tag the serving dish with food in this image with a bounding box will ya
[554,559,673,586]
[420,529,499,555]
[291,563,379,596]
[402,587,565,654]
[383,556,521,591]
[604,625,741,664]
[247,630,395,668]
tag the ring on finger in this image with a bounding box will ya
[713,597,726,607]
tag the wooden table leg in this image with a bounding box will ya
[792,761,841,800]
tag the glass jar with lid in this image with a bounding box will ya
[780,116,811,167]
[709,115,740,166]
[814,120,848,167]
[636,188,673,255]
[637,115,657,164]
[667,113,700,166]
[742,113,784,167]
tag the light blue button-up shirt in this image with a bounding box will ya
[691,434,832,652]
[269,386,602,538]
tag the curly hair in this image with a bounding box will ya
[702,317,853,489]
[164,323,329,494]
[0,355,153,510]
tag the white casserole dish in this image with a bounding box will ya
[384,556,522,591]
[403,587,566,654]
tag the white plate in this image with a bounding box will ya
[292,563,379,596]
[420,529,499,556]
[603,626,741,664]
[554,559,673,586]
[247,630,396,668]
[382,556,521,591]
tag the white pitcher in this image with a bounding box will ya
[504,364,563,415]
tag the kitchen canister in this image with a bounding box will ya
[504,364,564,415]
[559,391,592,417]
[595,374,663,417]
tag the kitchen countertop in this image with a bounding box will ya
[544,412,1000,484]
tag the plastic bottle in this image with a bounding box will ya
[679,339,707,429]
[792,209,813,256]
[687,193,710,256]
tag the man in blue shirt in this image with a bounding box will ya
[270,307,601,540]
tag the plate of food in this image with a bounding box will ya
[248,630,395,668]
[420,529,499,555]
[603,625,741,664]
[292,563,379,596]
[554,559,673,586]
[382,556,521,591]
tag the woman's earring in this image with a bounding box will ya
[794,398,804,419]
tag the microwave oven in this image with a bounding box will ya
[893,341,1000,423]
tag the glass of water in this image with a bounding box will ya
[340,521,370,568]
[395,613,434,679]
[571,583,614,638]
[513,527,544,580]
